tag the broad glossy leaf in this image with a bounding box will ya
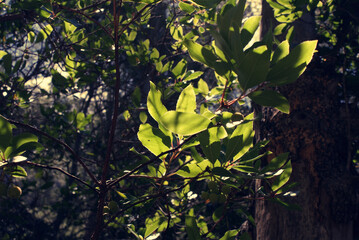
[176,85,196,112]
[5,133,41,159]
[272,40,290,64]
[218,0,246,42]
[160,111,211,136]
[198,127,221,163]
[210,29,233,61]
[237,46,270,90]
[0,115,12,153]
[197,79,209,95]
[172,59,187,78]
[183,39,217,67]
[225,113,254,161]
[138,124,171,157]
[271,160,292,191]
[144,215,167,238]
[241,16,262,48]
[267,40,317,85]
[249,90,290,114]
[179,1,195,13]
[176,160,211,178]
[260,152,289,173]
[147,82,167,124]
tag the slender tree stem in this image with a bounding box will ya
[90,0,122,238]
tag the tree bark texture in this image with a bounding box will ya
[254,1,358,240]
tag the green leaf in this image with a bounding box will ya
[267,40,317,85]
[5,133,40,159]
[177,160,211,178]
[210,29,233,61]
[0,115,13,153]
[241,16,262,48]
[212,167,234,178]
[183,39,217,67]
[147,82,168,124]
[179,1,195,13]
[172,59,187,78]
[160,111,211,136]
[144,215,167,238]
[0,51,7,59]
[197,79,209,95]
[261,152,289,173]
[176,85,196,113]
[184,71,203,82]
[139,112,148,123]
[271,160,292,191]
[225,113,254,161]
[198,127,221,163]
[272,40,290,64]
[249,90,290,114]
[185,216,201,240]
[220,229,240,240]
[237,46,270,90]
[64,21,77,35]
[138,124,171,157]
[218,1,246,42]
[5,166,27,178]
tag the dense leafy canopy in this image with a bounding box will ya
[2,0,355,239]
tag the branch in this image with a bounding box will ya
[104,171,206,229]
[0,115,99,185]
[54,3,113,39]
[107,135,197,188]
[24,161,97,191]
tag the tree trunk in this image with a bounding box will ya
[254,1,357,239]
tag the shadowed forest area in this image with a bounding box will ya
[0,0,358,239]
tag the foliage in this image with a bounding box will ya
[0,0,317,239]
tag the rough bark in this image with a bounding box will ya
[254,1,358,240]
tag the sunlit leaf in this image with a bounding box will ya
[271,160,292,191]
[267,40,317,85]
[220,229,240,240]
[241,16,262,48]
[176,85,196,112]
[198,127,221,163]
[147,82,167,124]
[160,111,211,136]
[225,113,254,161]
[236,46,270,90]
[138,124,171,157]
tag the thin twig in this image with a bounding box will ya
[107,135,197,188]
[24,161,97,191]
[1,115,99,185]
